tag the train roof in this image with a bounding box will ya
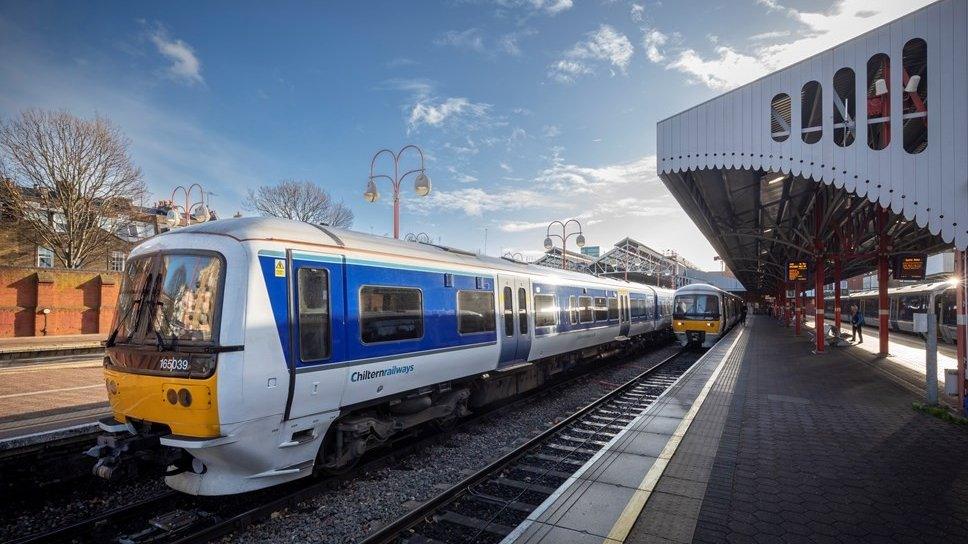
[673,283,741,298]
[157,217,676,294]
[844,280,956,298]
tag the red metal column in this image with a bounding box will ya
[795,282,802,336]
[814,196,825,353]
[956,250,966,413]
[877,207,890,356]
[834,258,842,333]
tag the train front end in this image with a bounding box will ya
[672,287,723,348]
[89,230,263,495]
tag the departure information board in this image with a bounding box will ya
[787,261,809,282]
[894,253,927,280]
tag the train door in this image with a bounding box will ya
[497,276,531,366]
[286,251,347,420]
[618,292,631,337]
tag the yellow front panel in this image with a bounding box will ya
[673,319,723,334]
[104,369,219,438]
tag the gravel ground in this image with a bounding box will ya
[228,342,680,544]
[0,474,169,541]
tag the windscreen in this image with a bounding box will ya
[110,253,223,345]
[673,294,720,319]
[149,254,223,342]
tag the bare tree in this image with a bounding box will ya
[0,110,146,269]
[242,179,354,228]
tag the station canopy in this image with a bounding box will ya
[657,0,967,295]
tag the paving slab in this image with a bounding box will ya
[624,315,968,544]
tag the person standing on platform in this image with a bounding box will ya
[850,305,864,343]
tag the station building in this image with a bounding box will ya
[657,0,967,408]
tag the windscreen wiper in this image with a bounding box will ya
[106,298,142,347]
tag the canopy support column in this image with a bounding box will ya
[814,196,825,353]
[956,249,966,414]
[834,258,842,334]
[878,207,890,357]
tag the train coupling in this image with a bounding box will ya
[86,417,184,480]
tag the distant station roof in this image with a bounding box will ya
[657,0,967,294]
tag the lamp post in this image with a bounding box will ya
[364,145,431,239]
[165,183,211,229]
[543,219,585,270]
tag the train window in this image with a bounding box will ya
[360,286,423,343]
[518,287,528,334]
[833,68,856,147]
[902,38,927,154]
[630,298,641,318]
[867,53,891,150]
[534,294,557,327]
[771,93,791,142]
[674,294,720,318]
[569,295,578,325]
[594,297,608,321]
[298,268,330,361]
[801,81,822,144]
[578,296,593,323]
[607,297,619,320]
[503,286,514,336]
[458,291,496,334]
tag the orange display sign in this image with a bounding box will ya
[894,253,927,280]
[787,261,809,282]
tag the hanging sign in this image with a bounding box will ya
[787,261,809,282]
[893,253,926,280]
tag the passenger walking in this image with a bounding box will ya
[850,305,865,343]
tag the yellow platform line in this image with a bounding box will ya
[604,328,745,543]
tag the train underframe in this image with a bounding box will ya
[91,329,675,485]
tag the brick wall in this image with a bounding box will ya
[0,267,122,337]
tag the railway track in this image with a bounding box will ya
[9,342,685,544]
[358,349,700,544]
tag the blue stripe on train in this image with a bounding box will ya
[260,254,496,369]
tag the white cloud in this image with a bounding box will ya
[499,162,513,173]
[549,24,633,83]
[630,4,645,23]
[643,29,667,63]
[649,0,933,91]
[149,27,203,84]
[408,97,491,131]
[666,46,766,91]
[748,30,790,42]
[496,0,572,15]
[410,187,556,216]
[548,59,592,84]
[447,165,479,183]
[542,124,561,138]
[500,220,552,232]
[435,28,487,54]
[535,155,658,194]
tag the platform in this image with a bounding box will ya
[0,333,105,366]
[0,359,108,445]
[504,316,968,543]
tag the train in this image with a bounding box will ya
[89,217,676,496]
[822,280,960,342]
[672,283,745,348]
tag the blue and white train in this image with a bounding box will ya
[91,217,674,495]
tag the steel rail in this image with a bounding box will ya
[357,348,693,544]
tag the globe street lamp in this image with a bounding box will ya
[165,183,211,229]
[365,145,431,239]
[544,219,585,270]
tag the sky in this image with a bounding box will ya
[0,0,933,269]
